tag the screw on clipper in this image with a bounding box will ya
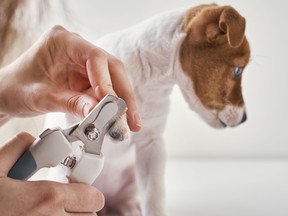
[85,125,100,141]
[61,156,77,169]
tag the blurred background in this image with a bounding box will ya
[0,0,287,215]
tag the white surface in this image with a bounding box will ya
[165,159,288,216]
[30,158,288,216]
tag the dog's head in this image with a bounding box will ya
[178,4,250,128]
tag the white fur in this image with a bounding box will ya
[218,105,245,127]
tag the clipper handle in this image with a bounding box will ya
[8,149,37,180]
[8,129,73,180]
[69,152,104,184]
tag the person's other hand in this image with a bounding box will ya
[0,25,141,132]
[0,132,104,215]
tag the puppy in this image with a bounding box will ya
[57,4,250,216]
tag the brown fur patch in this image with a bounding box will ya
[180,4,250,111]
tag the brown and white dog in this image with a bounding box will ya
[53,4,250,216]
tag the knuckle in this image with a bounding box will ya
[100,81,113,90]
[123,90,135,101]
[41,183,64,205]
[43,25,68,49]
[45,25,66,40]
[100,84,115,96]
[66,94,83,116]
[14,132,35,145]
[118,90,136,107]
[50,25,66,33]
[90,48,108,60]
[109,56,125,69]
[15,131,31,140]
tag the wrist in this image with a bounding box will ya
[0,60,35,117]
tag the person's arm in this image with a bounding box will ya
[0,25,141,131]
[0,132,104,215]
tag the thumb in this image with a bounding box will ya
[0,132,35,176]
[52,90,98,118]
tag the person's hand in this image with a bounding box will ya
[0,132,104,215]
[0,25,141,132]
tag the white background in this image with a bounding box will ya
[1,0,288,159]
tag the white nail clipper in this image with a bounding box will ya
[8,95,127,184]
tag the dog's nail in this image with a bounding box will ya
[110,131,121,140]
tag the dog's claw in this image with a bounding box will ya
[109,130,123,141]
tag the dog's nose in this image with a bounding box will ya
[240,112,247,124]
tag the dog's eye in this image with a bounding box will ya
[234,67,243,79]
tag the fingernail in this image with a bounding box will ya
[95,85,115,99]
[94,86,103,100]
[134,112,142,128]
[83,103,92,116]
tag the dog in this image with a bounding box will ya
[52,3,250,216]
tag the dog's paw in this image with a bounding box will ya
[108,115,131,142]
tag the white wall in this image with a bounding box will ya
[1,0,288,158]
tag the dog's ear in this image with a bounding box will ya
[183,5,246,48]
[219,7,246,48]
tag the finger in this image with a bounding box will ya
[67,213,97,216]
[0,132,35,175]
[107,56,142,132]
[86,50,116,97]
[61,31,115,98]
[50,90,99,117]
[63,33,141,130]
[64,183,105,213]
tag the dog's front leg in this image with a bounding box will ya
[135,136,167,216]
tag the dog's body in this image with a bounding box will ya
[94,8,194,216]
[55,4,250,216]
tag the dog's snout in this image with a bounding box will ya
[240,112,247,124]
